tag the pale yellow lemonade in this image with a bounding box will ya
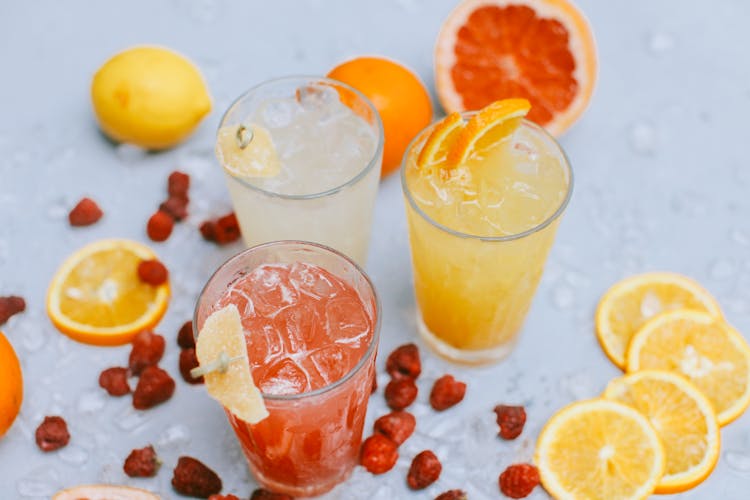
[402,104,571,363]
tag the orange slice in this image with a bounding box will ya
[417,112,465,168]
[53,485,159,500]
[445,98,530,168]
[596,272,722,369]
[435,0,597,136]
[195,304,268,424]
[47,239,169,346]
[535,399,665,500]
[627,310,750,426]
[604,370,720,493]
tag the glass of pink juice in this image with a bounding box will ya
[195,241,380,497]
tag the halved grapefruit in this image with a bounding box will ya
[435,0,597,136]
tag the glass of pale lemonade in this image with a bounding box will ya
[401,100,573,365]
[194,241,380,497]
[216,77,384,266]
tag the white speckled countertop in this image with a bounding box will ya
[1,1,749,498]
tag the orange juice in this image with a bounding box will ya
[402,118,571,364]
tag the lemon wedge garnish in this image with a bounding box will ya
[216,124,281,179]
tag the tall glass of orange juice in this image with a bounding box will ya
[401,101,572,365]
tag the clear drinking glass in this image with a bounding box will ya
[217,77,384,265]
[401,117,573,365]
[194,241,380,497]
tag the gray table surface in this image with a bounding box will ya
[1,1,749,498]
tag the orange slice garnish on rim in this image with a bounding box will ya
[416,112,465,168]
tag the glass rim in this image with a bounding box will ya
[193,239,381,402]
[400,117,574,242]
[218,75,385,201]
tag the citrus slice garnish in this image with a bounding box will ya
[627,310,750,426]
[194,304,268,424]
[416,112,465,169]
[46,239,170,346]
[445,98,530,168]
[216,123,281,179]
[535,398,665,500]
[604,370,720,493]
[595,272,722,369]
[53,485,159,500]
[435,0,598,136]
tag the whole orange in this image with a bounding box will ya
[0,331,22,438]
[328,56,433,177]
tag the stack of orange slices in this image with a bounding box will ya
[535,272,750,499]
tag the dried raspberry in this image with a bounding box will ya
[199,220,216,241]
[68,197,103,226]
[384,378,418,410]
[123,445,160,477]
[250,489,294,500]
[435,490,467,500]
[98,366,131,396]
[129,330,166,376]
[373,411,416,446]
[160,195,189,221]
[360,434,398,474]
[386,343,421,380]
[407,450,442,490]
[0,295,25,326]
[499,463,539,498]
[177,320,195,349]
[494,405,527,440]
[430,375,466,411]
[209,495,241,500]
[137,259,169,286]
[147,210,174,242]
[179,348,204,384]
[168,171,190,197]
[215,213,241,244]
[133,366,175,410]
[35,416,70,452]
[171,456,222,498]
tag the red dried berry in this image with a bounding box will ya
[430,375,466,411]
[129,330,166,376]
[373,411,416,446]
[98,367,131,396]
[137,259,169,286]
[407,450,442,490]
[160,195,189,221]
[177,320,195,349]
[133,366,175,410]
[210,495,242,500]
[360,434,398,474]
[214,212,241,244]
[494,405,527,440]
[0,295,26,326]
[123,445,160,477]
[386,343,421,380]
[35,416,70,452]
[179,348,204,385]
[147,210,174,242]
[199,220,216,241]
[172,456,222,498]
[384,378,418,410]
[435,490,467,500]
[68,197,103,227]
[250,489,294,500]
[168,171,190,197]
[499,463,540,499]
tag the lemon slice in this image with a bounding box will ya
[446,98,531,168]
[535,398,665,500]
[216,124,281,179]
[604,370,720,493]
[53,484,159,500]
[627,310,750,426]
[417,112,465,169]
[596,272,722,369]
[195,304,268,424]
[46,239,170,346]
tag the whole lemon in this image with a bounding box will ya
[91,46,212,150]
